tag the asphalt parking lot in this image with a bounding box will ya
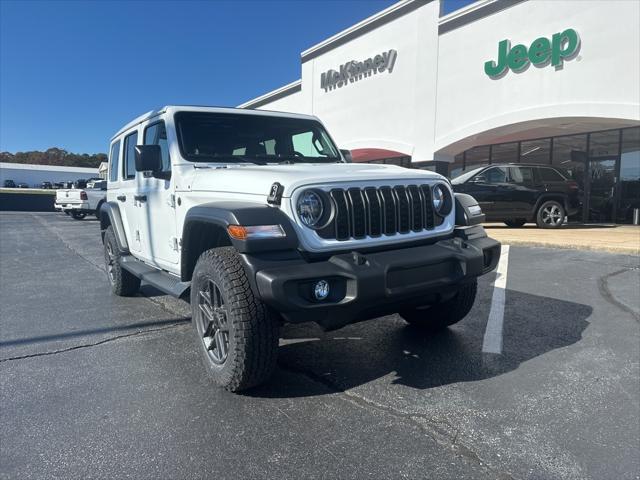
[1,212,639,480]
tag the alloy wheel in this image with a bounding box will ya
[541,205,563,226]
[105,242,116,284]
[197,278,230,365]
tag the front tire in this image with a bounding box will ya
[536,200,565,228]
[71,211,86,220]
[191,247,279,392]
[399,280,477,331]
[103,226,140,296]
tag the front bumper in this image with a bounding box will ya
[246,225,500,331]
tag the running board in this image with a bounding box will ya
[119,256,190,299]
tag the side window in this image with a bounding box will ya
[539,167,565,182]
[144,122,171,172]
[510,166,535,184]
[123,131,138,180]
[478,167,508,183]
[109,140,121,182]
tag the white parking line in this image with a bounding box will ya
[482,245,510,354]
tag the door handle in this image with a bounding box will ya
[117,195,126,202]
[134,195,147,202]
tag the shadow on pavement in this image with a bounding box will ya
[0,318,190,347]
[250,289,592,397]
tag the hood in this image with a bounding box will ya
[186,162,444,197]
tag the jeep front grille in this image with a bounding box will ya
[317,185,439,241]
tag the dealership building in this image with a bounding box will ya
[240,0,640,223]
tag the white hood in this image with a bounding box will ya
[185,162,443,197]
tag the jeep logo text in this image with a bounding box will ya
[484,28,580,78]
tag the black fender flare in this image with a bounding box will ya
[454,193,486,226]
[181,202,300,281]
[100,202,129,253]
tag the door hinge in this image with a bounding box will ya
[167,194,176,208]
[169,236,179,251]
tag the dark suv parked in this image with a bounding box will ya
[451,164,580,228]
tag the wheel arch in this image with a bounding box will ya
[100,202,129,253]
[533,194,569,216]
[180,202,299,282]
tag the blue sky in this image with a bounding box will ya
[0,0,474,154]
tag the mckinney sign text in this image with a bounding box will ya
[484,28,580,78]
[320,49,398,92]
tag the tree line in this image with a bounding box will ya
[0,148,107,168]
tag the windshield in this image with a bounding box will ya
[451,166,486,184]
[175,112,342,164]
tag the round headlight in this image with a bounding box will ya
[297,190,325,228]
[432,184,445,213]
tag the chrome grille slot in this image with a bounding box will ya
[318,184,437,241]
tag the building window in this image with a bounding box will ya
[449,153,464,178]
[618,127,640,223]
[490,142,518,164]
[465,145,490,171]
[520,138,551,164]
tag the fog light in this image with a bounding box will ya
[313,280,330,301]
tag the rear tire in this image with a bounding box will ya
[536,200,565,228]
[504,219,526,228]
[399,280,477,331]
[103,226,140,296]
[191,247,279,392]
[71,211,86,220]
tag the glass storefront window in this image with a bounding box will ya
[588,130,620,222]
[552,134,587,184]
[449,153,464,178]
[465,145,490,170]
[618,127,640,223]
[490,142,518,164]
[520,138,551,164]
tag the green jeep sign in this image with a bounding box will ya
[484,28,580,78]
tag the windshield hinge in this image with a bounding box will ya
[167,194,176,208]
[169,236,179,251]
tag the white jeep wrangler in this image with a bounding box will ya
[101,106,500,392]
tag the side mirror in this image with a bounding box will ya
[135,145,162,173]
[340,149,352,163]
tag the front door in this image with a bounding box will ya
[136,120,178,267]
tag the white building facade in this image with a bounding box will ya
[240,0,640,223]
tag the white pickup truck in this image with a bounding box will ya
[55,180,107,219]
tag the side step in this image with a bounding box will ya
[119,256,190,299]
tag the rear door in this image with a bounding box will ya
[119,129,143,254]
[507,166,539,216]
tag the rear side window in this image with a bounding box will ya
[109,140,121,182]
[123,131,138,180]
[538,167,565,182]
[144,122,171,172]
[509,166,535,184]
